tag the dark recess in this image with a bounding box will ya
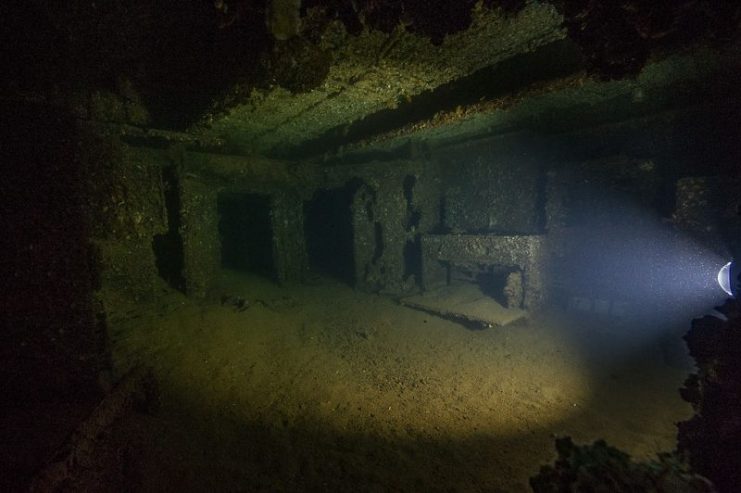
[403,175,422,283]
[218,193,276,278]
[152,166,186,293]
[372,222,385,265]
[436,197,450,233]
[552,0,741,79]
[1,1,272,129]
[476,268,513,306]
[403,237,422,283]
[304,186,357,285]
[403,174,422,229]
[0,101,108,490]
[0,101,106,402]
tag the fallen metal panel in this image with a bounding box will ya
[400,282,527,328]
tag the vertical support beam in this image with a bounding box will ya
[180,177,220,299]
[350,179,408,293]
[522,238,546,311]
[271,191,308,283]
[375,180,412,293]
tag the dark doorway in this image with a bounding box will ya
[403,237,422,283]
[403,175,422,285]
[218,193,275,278]
[304,186,355,284]
[152,166,186,293]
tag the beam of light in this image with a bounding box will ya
[718,261,733,296]
[549,190,732,341]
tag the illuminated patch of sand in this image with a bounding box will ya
[110,271,690,491]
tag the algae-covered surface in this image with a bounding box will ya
[198,3,565,156]
[108,271,690,492]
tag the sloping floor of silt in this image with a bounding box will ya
[103,271,691,492]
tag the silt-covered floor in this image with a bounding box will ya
[107,271,690,492]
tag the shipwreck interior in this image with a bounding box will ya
[3,1,741,492]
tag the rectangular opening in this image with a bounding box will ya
[304,187,355,285]
[447,262,524,309]
[217,192,275,278]
[152,165,186,293]
[475,266,523,309]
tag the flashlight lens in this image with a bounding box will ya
[718,261,733,296]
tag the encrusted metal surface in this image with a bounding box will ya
[422,233,546,309]
[198,3,565,155]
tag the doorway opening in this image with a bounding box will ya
[217,193,275,278]
[304,186,356,285]
[152,165,186,293]
[403,237,422,283]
